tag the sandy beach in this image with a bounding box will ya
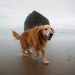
[0,28,75,75]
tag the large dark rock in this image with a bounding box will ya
[24,11,50,31]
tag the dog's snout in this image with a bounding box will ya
[48,33,53,40]
[49,33,53,36]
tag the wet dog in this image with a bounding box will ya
[12,25,54,64]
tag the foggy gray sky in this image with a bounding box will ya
[0,0,75,29]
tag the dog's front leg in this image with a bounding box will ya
[41,49,49,64]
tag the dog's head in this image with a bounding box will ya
[38,25,54,40]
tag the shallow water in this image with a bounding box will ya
[0,27,75,75]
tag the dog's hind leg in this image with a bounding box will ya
[34,48,39,57]
[20,40,28,56]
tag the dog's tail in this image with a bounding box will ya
[12,31,21,40]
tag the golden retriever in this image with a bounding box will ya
[12,25,54,64]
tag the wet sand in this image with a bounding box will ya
[0,28,75,75]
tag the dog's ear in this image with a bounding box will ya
[38,29,43,37]
[38,28,44,41]
[38,28,48,45]
[51,28,54,33]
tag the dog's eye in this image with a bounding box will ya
[51,28,53,30]
[45,28,47,30]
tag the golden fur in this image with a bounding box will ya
[12,25,54,64]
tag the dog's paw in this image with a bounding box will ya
[43,60,49,64]
[23,54,29,57]
[35,53,39,57]
[20,53,29,57]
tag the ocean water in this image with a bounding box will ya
[54,29,75,39]
[0,26,23,39]
[0,27,75,39]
